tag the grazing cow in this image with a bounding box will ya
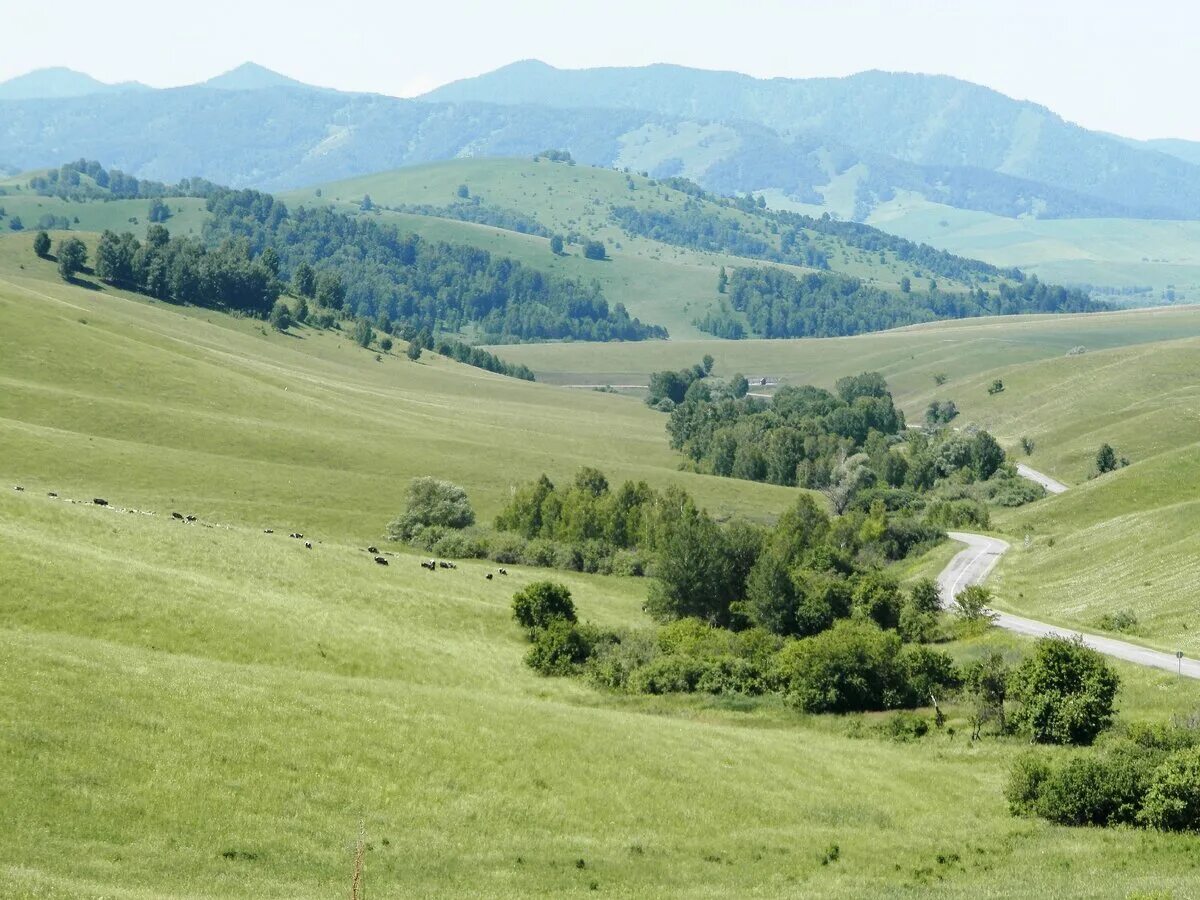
[420,560,436,571]
[759,377,767,386]
[48,492,57,498]
[93,498,108,506]
[305,542,313,549]
[185,515,197,522]
[172,512,184,520]
[374,556,389,566]
[499,568,508,576]
[264,529,274,534]
[486,573,493,580]
[290,532,303,539]
[367,546,379,554]
[13,486,23,492]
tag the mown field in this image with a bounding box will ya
[5,230,1200,897]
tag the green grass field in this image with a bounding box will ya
[867,191,1200,300]
[7,230,1200,897]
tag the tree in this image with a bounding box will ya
[1009,636,1120,744]
[1020,436,1035,456]
[294,296,309,323]
[549,234,564,255]
[964,652,1009,739]
[379,337,393,352]
[8,216,23,231]
[360,194,374,211]
[456,184,470,199]
[898,577,941,643]
[314,270,345,309]
[773,619,909,713]
[406,341,422,361]
[259,246,280,277]
[644,495,732,625]
[268,299,292,332]
[293,261,316,298]
[33,231,51,258]
[988,379,1005,395]
[147,198,171,223]
[583,240,606,260]
[1096,443,1119,474]
[954,584,996,622]
[1139,749,1200,832]
[970,430,1006,480]
[717,266,728,293]
[352,319,374,348]
[512,581,576,631]
[56,237,87,281]
[730,373,749,399]
[900,276,911,293]
[701,354,715,375]
[386,477,475,541]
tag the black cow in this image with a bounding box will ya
[47,492,57,498]
[185,515,197,522]
[172,512,184,520]
[374,556,389,566]
[305,542,313,549]
[93,498,108,506]
[13,486,23,492]
[290,532,304,539]
[367,546,379,554]
[486,573,493,580]
[264,529,274,534]
[498,568,508,576]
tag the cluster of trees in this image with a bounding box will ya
[27,159,216,202]
[721,266,1104,339]
[387,200,551,237]
[644,355,719,407]
[203,189,666,342]
[90,226,280,315]
[610,204,830,269]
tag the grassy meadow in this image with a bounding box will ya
[6,228,1200,897]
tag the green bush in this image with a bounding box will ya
[609,548,645,577]
[521,538,559,568]
[1139,748,1200,832]
[432,530,487,559]
[512,582,576,631]
[525,620,592,676]
[1005,753,1052,816]
[925,498,990,529]
[900,646,960,704]
[585,631,659,691]
[884,711,930,742]
[387,477,476,541]
[1010,636,1119,745]
[486,532,528,564]
[773,620,909,713]
[627,655,711,694]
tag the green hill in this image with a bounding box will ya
[6,229,1200,898]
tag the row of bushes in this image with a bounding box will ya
[1007,722,1200,832]
[406,524,647,576]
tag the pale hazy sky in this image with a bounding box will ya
[3,0,1195,140]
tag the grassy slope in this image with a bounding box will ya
[281,158,986,339]
[0,175,209,238]
[0,233,793,537]
[487,305,1200,406]
[6,232,1200,896]
[868,191,1200,298]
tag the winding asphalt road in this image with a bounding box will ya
[938,531,1200,679]
[1015,463,1069,495]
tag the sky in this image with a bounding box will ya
[2,0,1194,140]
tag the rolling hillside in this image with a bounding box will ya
[6,227,1200,898]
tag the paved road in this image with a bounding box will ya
[1016,463,1070,495]
[938,531,1200,679]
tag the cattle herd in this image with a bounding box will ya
[13,484,515,582]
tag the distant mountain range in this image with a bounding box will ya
[2,60,1200,220]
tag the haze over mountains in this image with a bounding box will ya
[3,60,1200,220]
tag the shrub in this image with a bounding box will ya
[900,646,960,704]
[627,655,710,694]
[512,581,576,630]
[773,620,909,713]
[1097,608,1140,634]
[521,538,559,568]
[1009,636,1120,745]
[609,548,645,577]
[380,337,393,352]
[925,498,990,529]
[352,319,374,348]
[695,655,769,695]
[525,620,592,676]
[885,711,930,741]
[33,230,51,258]
[269,299,292,331]
[387,477,476,541]
[1005,753,1052,815]
[954,584,996,623]
[585,631,658,690]
[486,532,528,564]
[988,475,1045,507]
[432,530,487,559]
[1139,748,1200,832]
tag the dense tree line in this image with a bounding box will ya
[387,200,551,237]
[611,203,830,269]
[28,159,217,202]
[203,189,667,342]
[91,226,279,315]
[722,266,1104,339]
